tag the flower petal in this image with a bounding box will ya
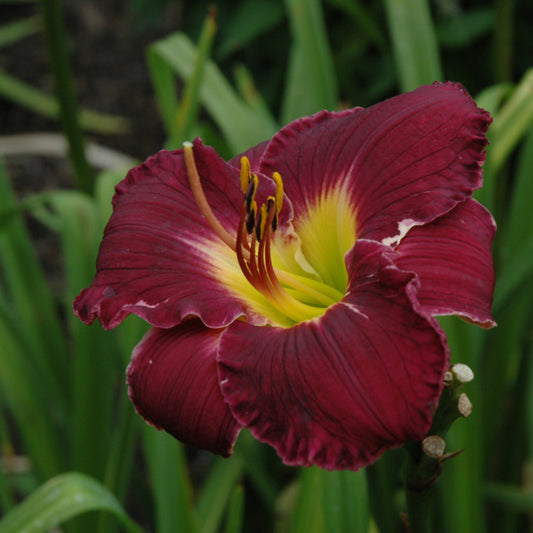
[217,240,448,470]
[395,199,496,328]
[228,140,269,170]
[74,140,253,330]
[127,320,241,456]
[259,82,491,244]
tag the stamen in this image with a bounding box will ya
[236,202,257,286]
[184,142,341,323]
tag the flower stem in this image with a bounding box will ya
[403,364,475,533]
[404,441,437,533]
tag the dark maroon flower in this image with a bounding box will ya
[74,82,495,470]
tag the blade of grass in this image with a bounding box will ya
[39,0,93,193]
[197,455,243,533]
[475,83,512,117]
[148,32,278,154]
[485,341,530,533]
[0,15,41,48]
[0,159,68,412]
[493,0,514,83]
[479,69,533,212]
[96,389,140,533]
[281,0,338,123]
[481,287,533,460]
[234,431,279,512]
[382,0,443,92]
[0,472,144,533]
[321,469,369,533]
[41,191,117,481]
[0,398,16,514]
[0,304,64,480]
[0,133,136,170]
[289,467,324,533]
[0,70,130,134]
[142,428,198,533]
[233,65,275,130]
[223,485,244,533]
[485,483,533,512]
[493,232,533,311]
[325,0,387,52]
[499,124,533,259]
[217,0,285,58]
[365,452,401,533]
[172,7,217,148]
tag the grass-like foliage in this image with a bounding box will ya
[0,0,532,532]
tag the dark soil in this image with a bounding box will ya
[1,0,185,187]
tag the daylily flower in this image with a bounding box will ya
[74,82,495,471]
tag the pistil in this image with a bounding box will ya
[183,142,236,251]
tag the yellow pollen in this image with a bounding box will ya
[272,171,284,214]
[240,156,251,193]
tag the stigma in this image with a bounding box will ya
[183,142,338,324]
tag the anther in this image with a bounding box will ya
[240,156,251,194]
[256,203,268,242]
[272,171,284,214]
[245,174,258,211]
[266,197,278,231]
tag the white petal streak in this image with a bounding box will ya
[381,218,418,247]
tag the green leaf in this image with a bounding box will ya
[289,468,324,533]
[321,469,369,533]
[147,32,277,155]
[197,455,243,533]
[223,485,244,533]
[493,232,533,312]
[0,69,129,134]
[436,8,494,49]
[142,428,198,533]
[475,83,512,117]
[0,303,64,480]
[481,68,533,201]
[383,0,443,92]
[365,453,402,533]
[325,0,387,51]
[171,8,217,148]
[0,472,143,533]
[499,125,533,258]
[41,190,117,479]
[218,0,285,58]
[281,0,338,123]
[485,483,533,512]
[0,15,41,48]
[0,159,69,425]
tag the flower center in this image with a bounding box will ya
[183,142,345,324]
